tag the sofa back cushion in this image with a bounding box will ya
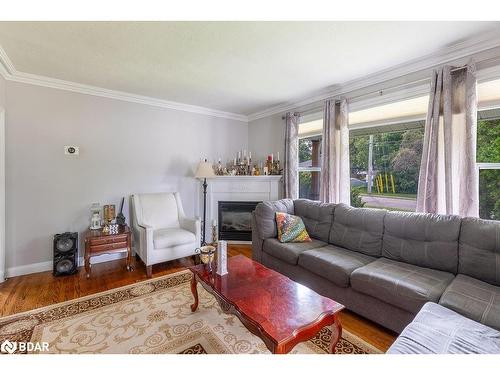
[293,199,335,242]
[458,217,500,286]
[254,199,294,239]
[329,204,386,257]
[382,211,461,273]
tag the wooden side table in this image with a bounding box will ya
[83,225,133,278]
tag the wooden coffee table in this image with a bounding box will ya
[188,255,344,354]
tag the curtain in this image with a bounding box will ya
[416,64,478,217]
[0,109,4,283]
[283,112,300,199]
[320,98,350,204]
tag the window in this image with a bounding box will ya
[477,113,500,220]
[298,119,322,200]
[349,126,424,211]
[296,78,500,213]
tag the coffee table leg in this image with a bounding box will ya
[190,274,199,312]
[329,315,342,354]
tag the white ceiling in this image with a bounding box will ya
[0,21,499,116]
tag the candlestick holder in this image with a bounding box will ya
[211,224,218,246]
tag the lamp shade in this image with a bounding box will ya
[195,160,216,179]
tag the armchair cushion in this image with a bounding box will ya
[136,193,180,229]
[153,228,196,249]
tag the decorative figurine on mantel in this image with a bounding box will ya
[212,149,282,176]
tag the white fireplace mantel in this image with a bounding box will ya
[197,175,282,243]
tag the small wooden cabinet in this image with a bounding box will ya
[84,225,132,278]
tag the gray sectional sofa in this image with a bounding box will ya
[251,198,500,353]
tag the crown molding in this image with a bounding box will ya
[2,27,500,124]
[0,45,248,122]
[248,28,500,122]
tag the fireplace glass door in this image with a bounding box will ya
[218,201,261,241]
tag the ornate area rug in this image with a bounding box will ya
[0,270,381,354]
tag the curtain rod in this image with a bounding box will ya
[281,112,300,120]
[281,57,500,119]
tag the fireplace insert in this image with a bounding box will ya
[218,201,261,241]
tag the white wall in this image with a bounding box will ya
[5,81,248,275]
[248,113,284,164]
[248,113,285,199]
[0,75,5,282]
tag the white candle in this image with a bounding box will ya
[249,152,252,159]
[212,219,217,227]
[271,153,274,162]
[277,152,280,161]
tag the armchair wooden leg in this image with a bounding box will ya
[146,265,152,278]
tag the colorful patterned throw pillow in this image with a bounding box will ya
[275,212,312,243]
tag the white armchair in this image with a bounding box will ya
[130,192,200,277]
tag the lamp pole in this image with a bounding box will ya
[201,177,208,246]
[195,159,215,247]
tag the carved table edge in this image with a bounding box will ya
[189,271,344,354]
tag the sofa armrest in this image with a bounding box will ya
[180,217,201,245]
[253,199,294,239]
[252,212,264,263]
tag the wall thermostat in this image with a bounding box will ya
[64,146,79,155]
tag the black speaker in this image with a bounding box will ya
[53,232,78,276]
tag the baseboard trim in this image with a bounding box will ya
[76,251,127,267]
[5,251,129,278]
[6,260,53,278]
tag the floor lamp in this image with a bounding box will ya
[195,159,216,246]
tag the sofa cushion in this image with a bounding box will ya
[153,228,196,249]
[439,274,500,331]
[351,258,455,313]
[382,211,461,273]
[293,199,335,242]
[254,199,294,239]
[298,245,376,288]
[329,204,386,257]
[458,217,500,287]
[262,238,327,265]
[387,302,500,354]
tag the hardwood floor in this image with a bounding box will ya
[0,244,397,352]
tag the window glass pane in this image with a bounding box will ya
[299,136,322,166]
[477,118,500,163]
[299,138,312,164]
[479,169,500,220]
[349,128,424,211]
[299,171,320,200]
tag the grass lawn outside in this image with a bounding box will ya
[364,205,414,212]
[356,188,417,200]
